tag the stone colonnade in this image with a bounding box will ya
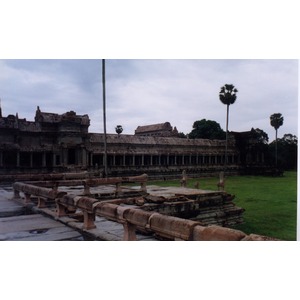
[90,152,238,168]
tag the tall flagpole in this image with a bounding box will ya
[102,59,108,177]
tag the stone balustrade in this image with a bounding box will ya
[12,179,278,241]
[54,193,277,241]
[28,173,148,197]
[12,182,67,208]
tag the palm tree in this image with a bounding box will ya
[115,125,123,136]
[219,84,238,168]
[270,113,284,166]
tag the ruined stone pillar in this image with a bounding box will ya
[123,154,126,166]
[113,154,116,166]
[56,202,68,217]
[0,151,3,167]
[122,222,137,241]
[132,154,135,166]
[89,152,93,167]
[13,189,20,199]
[76,148,81,165]
[30,153,33,168]
[83,182,90,195]
[24,192,31,204]
[37,197,47,208]
[16,152,20,167]
[141,154,144,166]
[116,182,122,195]
[62,148,67,166]
[42,152,46,167]
[150,155,153,166]
[82,148,87,166]
[83,211,96,230]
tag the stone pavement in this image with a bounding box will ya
[0,184,156,241]
[0,213,83,241]
[0,185,82,241]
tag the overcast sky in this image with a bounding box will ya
[0,59,297,142]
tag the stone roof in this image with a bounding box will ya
[135,122,172,134]
[89,133,231,147]
[35,107,90,126]
[38,112,61,123]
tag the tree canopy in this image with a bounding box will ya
[219,84,238,106]
[251,127,269,144]
[115,125,123,135]
[188,119,226,140]
[268,133,297,170]
[270,113,284,130]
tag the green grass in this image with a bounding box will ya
[148,171,297,240]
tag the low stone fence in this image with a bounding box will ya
[55,193,276,241]
[12,181,277,241]
[14,173,148,199]
[12,182,67,208]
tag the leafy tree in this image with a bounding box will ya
[270,113,284,166]
[188,119,225,139]
[268,133,297,170]
[219,84,238,167]
[177,132,188,138]
[280,133,297,145]
[251,128,269,144]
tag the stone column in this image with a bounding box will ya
[82,148,87,167]
[53,153,56,166]
[61,149,66,166]
[42,152,46,167]
[16,152,20,167]
[0,151,3,167]
[90,153,93,167]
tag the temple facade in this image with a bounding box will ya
[0,107,267,178]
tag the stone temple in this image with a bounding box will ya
[2,106,280,240]
[0,106,268,179]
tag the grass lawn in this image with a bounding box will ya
[148,171,297,240]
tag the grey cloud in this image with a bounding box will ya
[0,59,297,142]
